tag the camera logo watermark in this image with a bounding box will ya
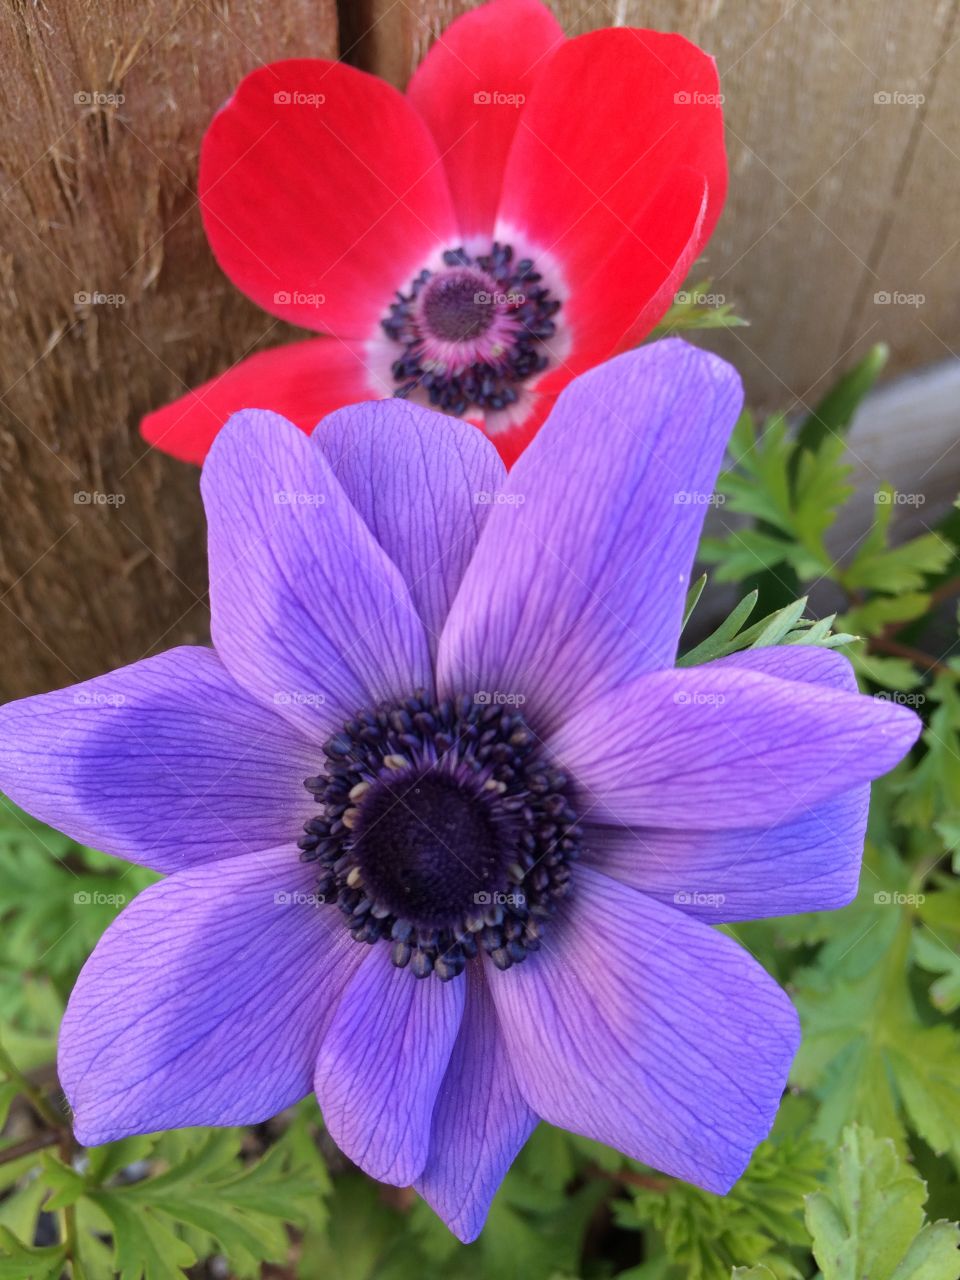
[474,490,525,506]
[273,290,325,307]
[474,290,525,306]
[74,490,125,506]
[74,291,125,307]
[274,890,326,905]
[874,890,925,906]
[73,691,125,708]
[74,890,126,906]
[874,489,925,507]
[274,490,326,506]
[674,90,724,106]
[75,91,124,108]
[675,289,726,307]
[874,690,925,708]
[274,691,326,709]
[273,90,325,107]
[473,90,525,107]
[474,890,526,906]
[474,690,526,707]
[873,291,924,307]
[673,490,725,506]
[673,689,726,707]
[873,90,925,106]
[674,890,726,907]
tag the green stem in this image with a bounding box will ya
[0,1039,65,1132]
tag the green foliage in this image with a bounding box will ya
[614,1126,826,1279]
[805,1124,960,1280]
[652,279,749,337]
[2,349,960,1278]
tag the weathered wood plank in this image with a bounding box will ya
[0,0,338,696]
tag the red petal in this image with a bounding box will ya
[485,171,709,468]
[140,339,377,465]
[541,168,710,390]
[407,0,564,243]
[496,29,726,289]
[200,59,458,337]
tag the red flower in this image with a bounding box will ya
[142,0,726,467]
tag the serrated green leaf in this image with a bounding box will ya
[805,1124,960,1280]
[0,1227,66,1280]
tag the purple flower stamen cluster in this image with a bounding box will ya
[300,691,580,980]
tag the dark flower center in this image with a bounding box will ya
[299,692,581,980]
[381,243,561,417]
[418,268,499,343]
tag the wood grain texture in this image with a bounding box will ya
[346,0,960,414]
[0,0,337,697]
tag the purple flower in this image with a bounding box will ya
[0,340,919,1242]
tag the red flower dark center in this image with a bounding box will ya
[418,268,499,343]
[381,243,561,417]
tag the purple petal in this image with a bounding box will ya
[415,967,538,1242]
[583,789,868,922]
[315,399,505,659]
[436,340,743,735]
[314,946,464,1185]
[202,410,432,741]
[488,866,799,1192]
[582,644,874,920]
[712,644,859,691]
[0,647,316,873]
[549,665,920,828]
[60,847,362,1144]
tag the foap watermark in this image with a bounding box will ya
[74,890,126,907]
[74,290,125,307]
[474,890,526,907]
[673,490,725,506]
[74,490,125,507]
[274,490,326,506]
[274,890,326,906]
[874,90,925,107]
[273,290,325,308]
[475,690,526,707]
[75,90,125,108]
[473,90,525,107]
[474,490,525,506]
[874,290,925,307]
[674,90,724,106]
[274,90,326,107]
[474,290,525,306]
[874,690,926,709]
[675,289,726,307]
[73,690,126,708]
[874,489,925,507]
[673,689,725,707]
[674,890,726,907]
[274,691,326,709]
[874,890,925,906]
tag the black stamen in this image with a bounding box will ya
[300,692,580,980]
[381,242,559,416]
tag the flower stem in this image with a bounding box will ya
[0,1040,65,1132]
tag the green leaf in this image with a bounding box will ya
[615,1133,825,1280]
[651,280,748,336]
[793,343,888,458]
[0,1227,66,1280]
[804,1124,960,1280]
[680,592,854,666]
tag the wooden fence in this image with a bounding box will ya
[1,0,956,694]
